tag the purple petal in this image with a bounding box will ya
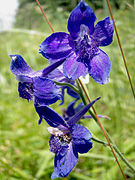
[67,87,80,99]
[71,124,93,154]
[49,135,68,156]
[68,1,96,39]
[67,97,100,126]
[63,100,76,119]
[63,52,87,80]
[9,54,33,76]
[42,58,66,77]
[39,32,73,60]
[33,77,62,105]
[51,143,78,179]
[82,114,111,120]
[16,75,33,83]
[88,49,111,84]
[18,82,33,101]
[46,68,64,81]
[92,17,114,46]
[34,104,68,127]
[74,102,84,114]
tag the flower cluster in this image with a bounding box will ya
[10,0,114,179]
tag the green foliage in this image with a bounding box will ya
[14,0,134,31]
[0,7,135,180]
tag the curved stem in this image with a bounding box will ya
[53,80,80,95]
[91,137,108,146]
[113,145,135,173]
[92,137,135,173]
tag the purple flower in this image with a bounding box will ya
[9,54,64,105]
[39,0,114,84]
[35,97,100,178]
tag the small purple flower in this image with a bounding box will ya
[9,54,64,105]
[39,0,114,84]
[35,97,100,178]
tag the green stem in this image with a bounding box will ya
[53,80,80,95]
[92,137,135,173]
[76,79,135,173]
[92,137,108,146]
[76,80,98,123]
[113,145,135,173]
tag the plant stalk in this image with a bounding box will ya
[77,78,127,180]
[106,0,135,99]
[92,137,135,173]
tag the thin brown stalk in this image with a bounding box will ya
[126,3,135,10]
[106,0,135,99]
[36,0,55,33]
[78,78,127,180]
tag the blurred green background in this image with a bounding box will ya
[0,0,135,179]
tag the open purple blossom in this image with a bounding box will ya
[39,0,114,84]
[9,54,64,105]
[35,97,100,178]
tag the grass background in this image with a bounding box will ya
[0,5,135,180]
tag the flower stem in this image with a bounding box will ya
[92,137,135,173]
[91,137,108,146]
[106,0,135,99]
[36,0,55,33]
[52,80,80,94]
[77,78,127,180]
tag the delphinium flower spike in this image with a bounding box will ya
[35,97,100,178]
[39,0,114,84]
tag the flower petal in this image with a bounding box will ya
[71,124,93,154]
[33,77,62,105]
[9,54,33,76]
[74,102,84,114]
[51,143,78,179]
[39,32,73,60]
[42,58,66,77]
[68,1,96,39]
[34,104,68,127]
[46,68,64,81]
[67,97,100,126]
[67,87,80,99]
[16,75,33,83]
[49,135,68,156]
[92,17,114,46]
[88,49,111,84]
[18,82,33,101]
[63,52,87,80]
[63,100,76,120]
